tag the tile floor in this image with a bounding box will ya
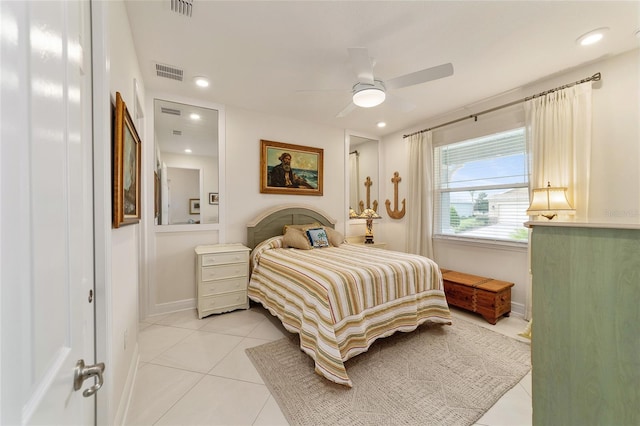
[125,305,532,426]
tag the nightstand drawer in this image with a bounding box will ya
[201,251,249,266]
[201,263,248,282]
[199,277,247,296]
[198,291,247,312]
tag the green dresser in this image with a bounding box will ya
[530,223,639,426]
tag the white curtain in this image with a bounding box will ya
[406,131,435,258]
[523,83,592,320]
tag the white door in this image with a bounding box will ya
[0,1,98,424]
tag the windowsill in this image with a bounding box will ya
[433,234,528,252]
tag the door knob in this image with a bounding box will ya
[74,359,105,397]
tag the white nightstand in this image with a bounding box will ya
[345,236,387,249]
[195,243,251,319]
[356,242,387,249]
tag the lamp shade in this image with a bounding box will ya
[527,182,575,219]
[353,87,385,108]
[349,207,359,219]
[357,208,382,219]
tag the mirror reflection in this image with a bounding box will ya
[349,136,379,215]
[154,99,219,225]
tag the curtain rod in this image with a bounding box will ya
[403,72,601,139]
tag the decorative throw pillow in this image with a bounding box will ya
[306,227,330,248]
[282,222,321,235]
[324,227,345,247]
[301,225,344,247]
[283,227,312,250]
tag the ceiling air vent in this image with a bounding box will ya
[170,0,193,17]
[155,63,184,81]
[172,130,182,136]
[161,106,181,116]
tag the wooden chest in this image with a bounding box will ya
[441,269,514,325]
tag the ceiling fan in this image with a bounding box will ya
[336,47,454,118]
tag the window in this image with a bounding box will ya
[434,128,529,244]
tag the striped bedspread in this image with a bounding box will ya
[248,236,452,387]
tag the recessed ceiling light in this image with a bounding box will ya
[189,113,200,120]
[576,27,609,46]
[194,76,210,88]
[377,122,386,128]
[184,148,192,153]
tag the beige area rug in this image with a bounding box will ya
[246,317,531,426]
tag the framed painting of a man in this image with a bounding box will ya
[113,92,142,228]
[260,140,323,196]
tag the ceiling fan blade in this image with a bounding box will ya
[385,62,454,90]
[386,93,415,113]
[294,88,348,94]
[348,47,375,85]
[336,101,357,118]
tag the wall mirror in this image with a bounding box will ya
[153,98,220,226]
[348,135,379,215]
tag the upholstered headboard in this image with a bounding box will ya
[246,204,336,249]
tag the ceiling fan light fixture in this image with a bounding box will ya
[352,82,386,108]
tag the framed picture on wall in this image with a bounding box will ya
[209,192,219,205]
[189,198,200,214]
[112,92,142,228]
[260,139,323,196]
[154,171,160,219]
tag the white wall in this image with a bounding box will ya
[165,166,200,224]
[107,0,144,423]
[380,49,640,317]
[144,105,346,315]
[225,106,346,244]
[353,140,380,211]
[160,152,220,224]
[133,26,638,328]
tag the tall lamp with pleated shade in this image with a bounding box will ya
[526,182,575,220]
[357,208,382,243]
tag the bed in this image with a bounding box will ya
[247,204,451,387]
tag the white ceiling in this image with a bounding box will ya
[153,98,219,156]
[125,1,640,138]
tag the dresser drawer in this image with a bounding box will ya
[195,244,251,318]
[201,263,248,282]
[201,251,249,267]
[199,277,247,296]
[198,291,247,312]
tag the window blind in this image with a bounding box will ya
[434,128,529,243]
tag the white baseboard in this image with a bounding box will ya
[114,344,140,426]
[510,301,525,318]
[147,298,196,319]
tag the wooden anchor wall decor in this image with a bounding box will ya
[359,176,378,213]
[385,171,406,219]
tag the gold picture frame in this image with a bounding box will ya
[154,171,160,219]
[260,139,323,196]
[113,92,142,228]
